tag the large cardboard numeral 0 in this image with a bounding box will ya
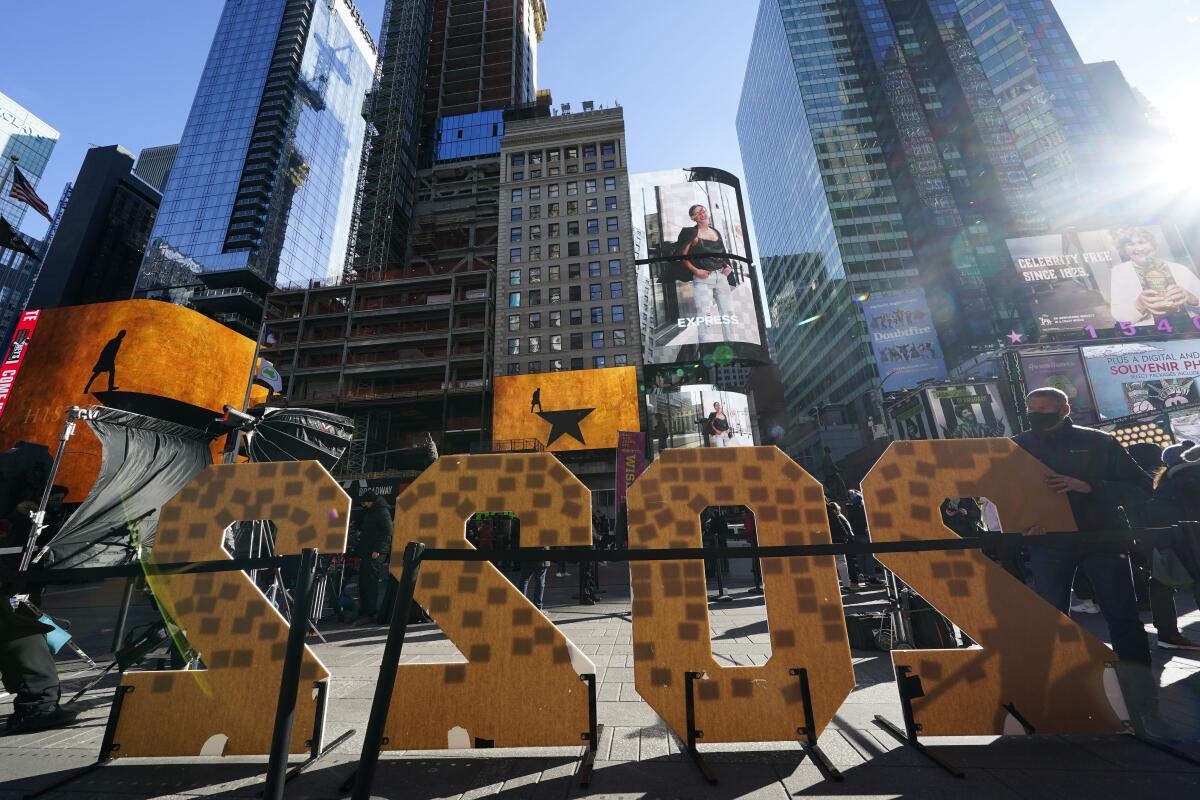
[113,462,350,757]
[861,439,1123,735]
[386,454,596,749]
[627,447,854,743]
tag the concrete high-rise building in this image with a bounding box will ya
[133,144,179,193]
[268,0,550,480]
[135,0,376,337]
[0,91,59,344]
[30,145,161,309]
[493,105,641,378]
[737,0,1149,444]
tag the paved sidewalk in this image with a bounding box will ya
[2,562,1199,799]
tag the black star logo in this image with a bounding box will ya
[536,408,595,447]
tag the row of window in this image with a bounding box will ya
[507,282,625,307]
[510,159,616,180]
[510,177,617,202]
[510,196,619,220]
[507,304,626,330]
[507,329,628,355]
[509,261,623,284]
[511,141,616,167]
[506,354,626,375]
[509,218,619,240]
[509,237,622,261]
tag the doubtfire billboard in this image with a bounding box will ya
[493,366,640,452]
[631,167,768,366]
[0,300,261,501]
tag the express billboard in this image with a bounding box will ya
[1019,351,1098,425]
[924,383,1012,439]
[862,289,947,391]
[647,384,754,456]
[492,366,640,452]
[1081,341,1200,420]
[632,167,767,366]
[1005,225,1200,334]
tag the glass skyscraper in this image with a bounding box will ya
[737,0,1142,435]
[137,0,376,333]
[0,90,59,345]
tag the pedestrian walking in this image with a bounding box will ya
[1141,439,1200,650]
[352,492,392,625]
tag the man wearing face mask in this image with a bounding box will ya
[1013,387,1158,732]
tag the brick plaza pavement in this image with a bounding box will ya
[2,560,1199,799]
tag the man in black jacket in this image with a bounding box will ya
[1013,387,1157,728]
[353,492,393,625]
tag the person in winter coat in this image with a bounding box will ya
[353,492,393,624]
[1141,439,1200,650]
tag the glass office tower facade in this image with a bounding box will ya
[137,0,375,332]
[737,0,1141,430]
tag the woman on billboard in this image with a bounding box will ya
[1109,227,1200,326]
[707,401,733,447]
[678,205,735,343]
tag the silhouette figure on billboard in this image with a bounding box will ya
[530,388,543,413]
[84,330,126,394]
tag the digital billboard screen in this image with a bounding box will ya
[889,393,933,440]
[632,168,767,366]
[1005,225,1200,334]
[861,289,947,391]
[924,383,1012,439]
[1081,341,1200,420]
[1019,351,1098,425]
[492,366,640,452]
[647,384,754,456]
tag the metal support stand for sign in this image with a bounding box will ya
[575,673,603,787]
[263,547,319,800]
[711,554,732,603]
[683,671,718,785]
[23,684,133,799]
[789,667,842,781]
[872,664,964,778]
[345,541,426,800]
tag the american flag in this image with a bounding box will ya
[8,166,53,223]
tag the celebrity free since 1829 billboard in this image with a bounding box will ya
[862,289,947,391]
[1081,341,1200,420]
[632,168,767,366]
[1006,225,1200,334]
[493,366,640,452]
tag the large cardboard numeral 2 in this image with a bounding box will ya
[861,439,1123,735]
[112,462,350,757]
[627,447,854,742]
[385,454,596,749]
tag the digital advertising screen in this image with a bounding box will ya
[632,167,768,367]
[646,383,754,455]
[0,300,261,501]
[492,366,640,452]
[1005,225,1200,335]
[861,289,947,391]
[889,393,933,441]
[924,382,1012,439]
[1019,350,1098,425]
[1081,341,1200,420]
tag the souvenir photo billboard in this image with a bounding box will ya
[647,384,754,456]
[862,289,947,391]
[1020,351,1098,425]
[1081,341,1200,420]
[1006,225,1200,334]
[924,383,1012,439]
[632,167,767,366]
[0,300,260,500]
[493,366,640,452]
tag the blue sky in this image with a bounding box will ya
[5,0,1198,242]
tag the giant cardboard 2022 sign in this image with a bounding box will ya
[111,443,1124,761]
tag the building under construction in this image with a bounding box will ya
[267,0,549,488]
